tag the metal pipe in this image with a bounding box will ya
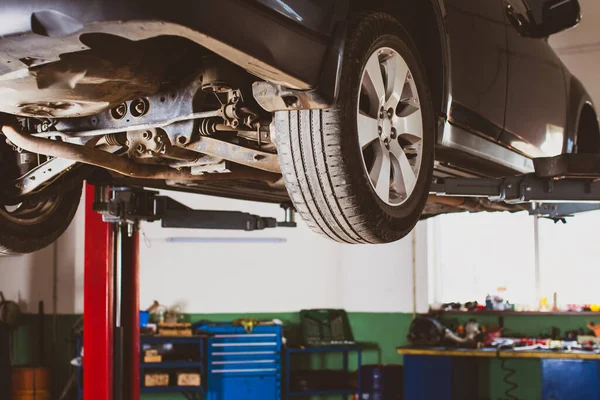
[412,228,417,319]
[113,224,123,400]
[95,185,111,204]
[427,194,467,208]
[52,110,221,138]
[1,124,274,181]
[121,225,141,400]
[214,123,254,133]
[284,207,295,224]
[534,216,541,309]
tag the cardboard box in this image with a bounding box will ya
[143,355,162,363]
[158,322,193,337]
[177,373,201,387]
[144,373,169,387]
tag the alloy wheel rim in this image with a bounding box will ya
[357,47,424,206]
[0,197,61,225]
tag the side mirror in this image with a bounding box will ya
[536,0,581,37]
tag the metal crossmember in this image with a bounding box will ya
[430,154,600,220]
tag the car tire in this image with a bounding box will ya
[274,13,435,244]
[0,183,82,255]
[0,148,83,258]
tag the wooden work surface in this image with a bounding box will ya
[429,310,600,317]
[397,346,600,360]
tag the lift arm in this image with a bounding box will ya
[431,174,600,203]
[93,186,296,229]
[431,154,600,219]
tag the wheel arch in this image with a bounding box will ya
[576,102,600,153]
[349,0,451,121]
[567,75,600,153]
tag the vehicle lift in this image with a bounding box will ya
[431,154,600,221]
[82,184,296,400]
[82,153,600,400]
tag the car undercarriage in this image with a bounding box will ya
[5,0,586,252]
[0,39,285,197]
[0,35,519,218]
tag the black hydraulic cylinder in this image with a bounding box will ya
[162,210,277,231]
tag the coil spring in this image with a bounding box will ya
[199,118,219,136]
[105,132,127,146]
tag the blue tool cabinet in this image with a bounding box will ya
[403,353,600,400]
[200,323,283,400]
[541,359,600,400]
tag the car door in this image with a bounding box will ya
[500,0,567,157]
[444,0,509,141]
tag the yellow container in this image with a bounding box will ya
[11,367,51,400]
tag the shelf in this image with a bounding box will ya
[287,389,360,396]
[141,336,205,344]
[141,361,203,369]
[286,346,361,353]
[430,310,600,317]
[141,386,203,393]
[397,346,600,360]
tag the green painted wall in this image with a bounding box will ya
[10,312,600,400]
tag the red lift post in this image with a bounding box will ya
[82,184,293,400]
[121,226,141,400]
[83,184,115,400]
[84,184,141,400]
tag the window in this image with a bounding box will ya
[428,212,537,308]
[428,210,600,309]
[538,212,600,305]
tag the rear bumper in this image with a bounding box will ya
[0,0,330,89]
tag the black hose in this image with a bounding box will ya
[500,359,519,400]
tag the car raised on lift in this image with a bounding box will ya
[0,0,596,253]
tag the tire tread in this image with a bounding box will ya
[276,109,370,244]
[275,12,434,244]
[0,183,82,255]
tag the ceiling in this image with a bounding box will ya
[550,0,600,106]
[550,0,600,53]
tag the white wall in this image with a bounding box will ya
[0,246,54,313]
[0,195,85,314]
[0,189,429,315]
[138,191,429,314]
[551,0,600,105]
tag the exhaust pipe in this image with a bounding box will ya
[1,124,275,182]
[427,194,467,208]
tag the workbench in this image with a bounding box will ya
[397,346,600,400]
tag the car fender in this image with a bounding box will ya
[331,0,451,116]
[565,73,597,153]
[430,0,452,119]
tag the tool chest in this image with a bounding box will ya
[200,323,282,400]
